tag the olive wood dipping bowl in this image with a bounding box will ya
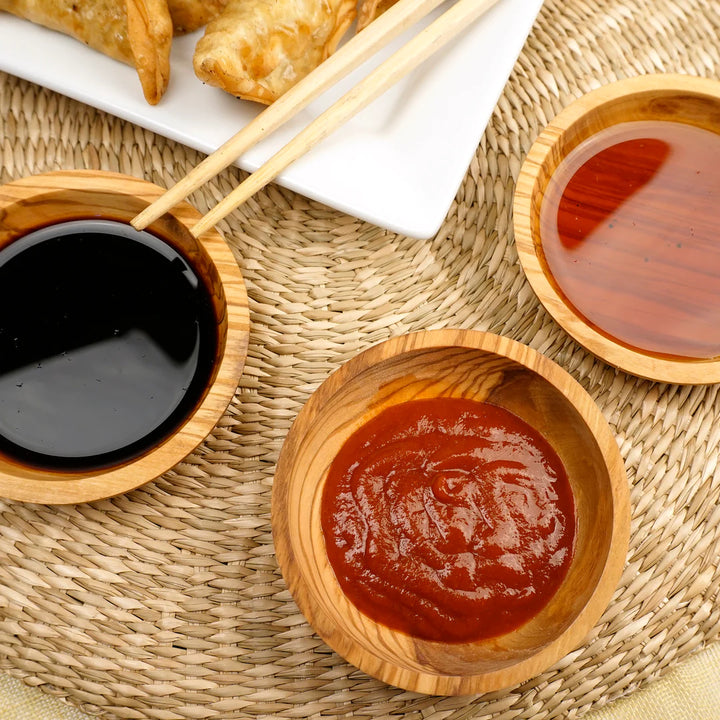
[513,73,720,383]
[272,329,630,695]
[0,170,250,504]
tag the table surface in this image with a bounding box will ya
[4,642,720,719]
[0,0,719,719]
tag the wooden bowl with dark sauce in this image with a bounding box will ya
[272,329,630,695]
[0,170,250,504]
[514,73,720,383]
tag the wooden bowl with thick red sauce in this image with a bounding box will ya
[272,329,630,695]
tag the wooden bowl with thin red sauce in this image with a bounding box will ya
[513,73,720,383]
[272,329,630,695]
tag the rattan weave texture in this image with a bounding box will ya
[0,1,719,718]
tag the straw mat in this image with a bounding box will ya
[0,0,719,718]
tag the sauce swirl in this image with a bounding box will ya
[321,398,575,643]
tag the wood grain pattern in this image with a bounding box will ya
[513,73,720,383]
[0,170,250,504]
[271,329,630,695]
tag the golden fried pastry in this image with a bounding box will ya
[0,0,172,104]
[193,0,355,104]
[356,0,397,32]
[167,0,227,34]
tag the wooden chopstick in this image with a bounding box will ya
[187,0,502,237]
[131,0,450,232]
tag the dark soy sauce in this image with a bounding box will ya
[0,220,218,471]
[539,120,720,359]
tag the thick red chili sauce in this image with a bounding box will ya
[321,397,575,643]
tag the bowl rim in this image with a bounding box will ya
[0,169,250,504]
[272,329,630,695]
[513,72,720,384]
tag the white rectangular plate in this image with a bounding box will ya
[0,0,543,238]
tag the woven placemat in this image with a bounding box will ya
[1,0,719,718]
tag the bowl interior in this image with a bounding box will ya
[0,171,250,503]
[528,82,720,214]
[514,74,720,383]
[1,184,229,385]
[273,331,629,694]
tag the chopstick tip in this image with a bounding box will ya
[129,213,149,232]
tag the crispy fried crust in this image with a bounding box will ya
[167,0,227,34]
[125,0,172,103]
[0,0,172,104]
[193,0,355,105]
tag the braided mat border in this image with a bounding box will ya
[0,1,719,718]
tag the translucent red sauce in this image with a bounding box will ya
[540,120,720,359]
[321,398,575,643]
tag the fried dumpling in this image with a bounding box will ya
[193,0,355,105]
[356,0,398,32]
[167,0,227,34]
[0,0,172,104]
